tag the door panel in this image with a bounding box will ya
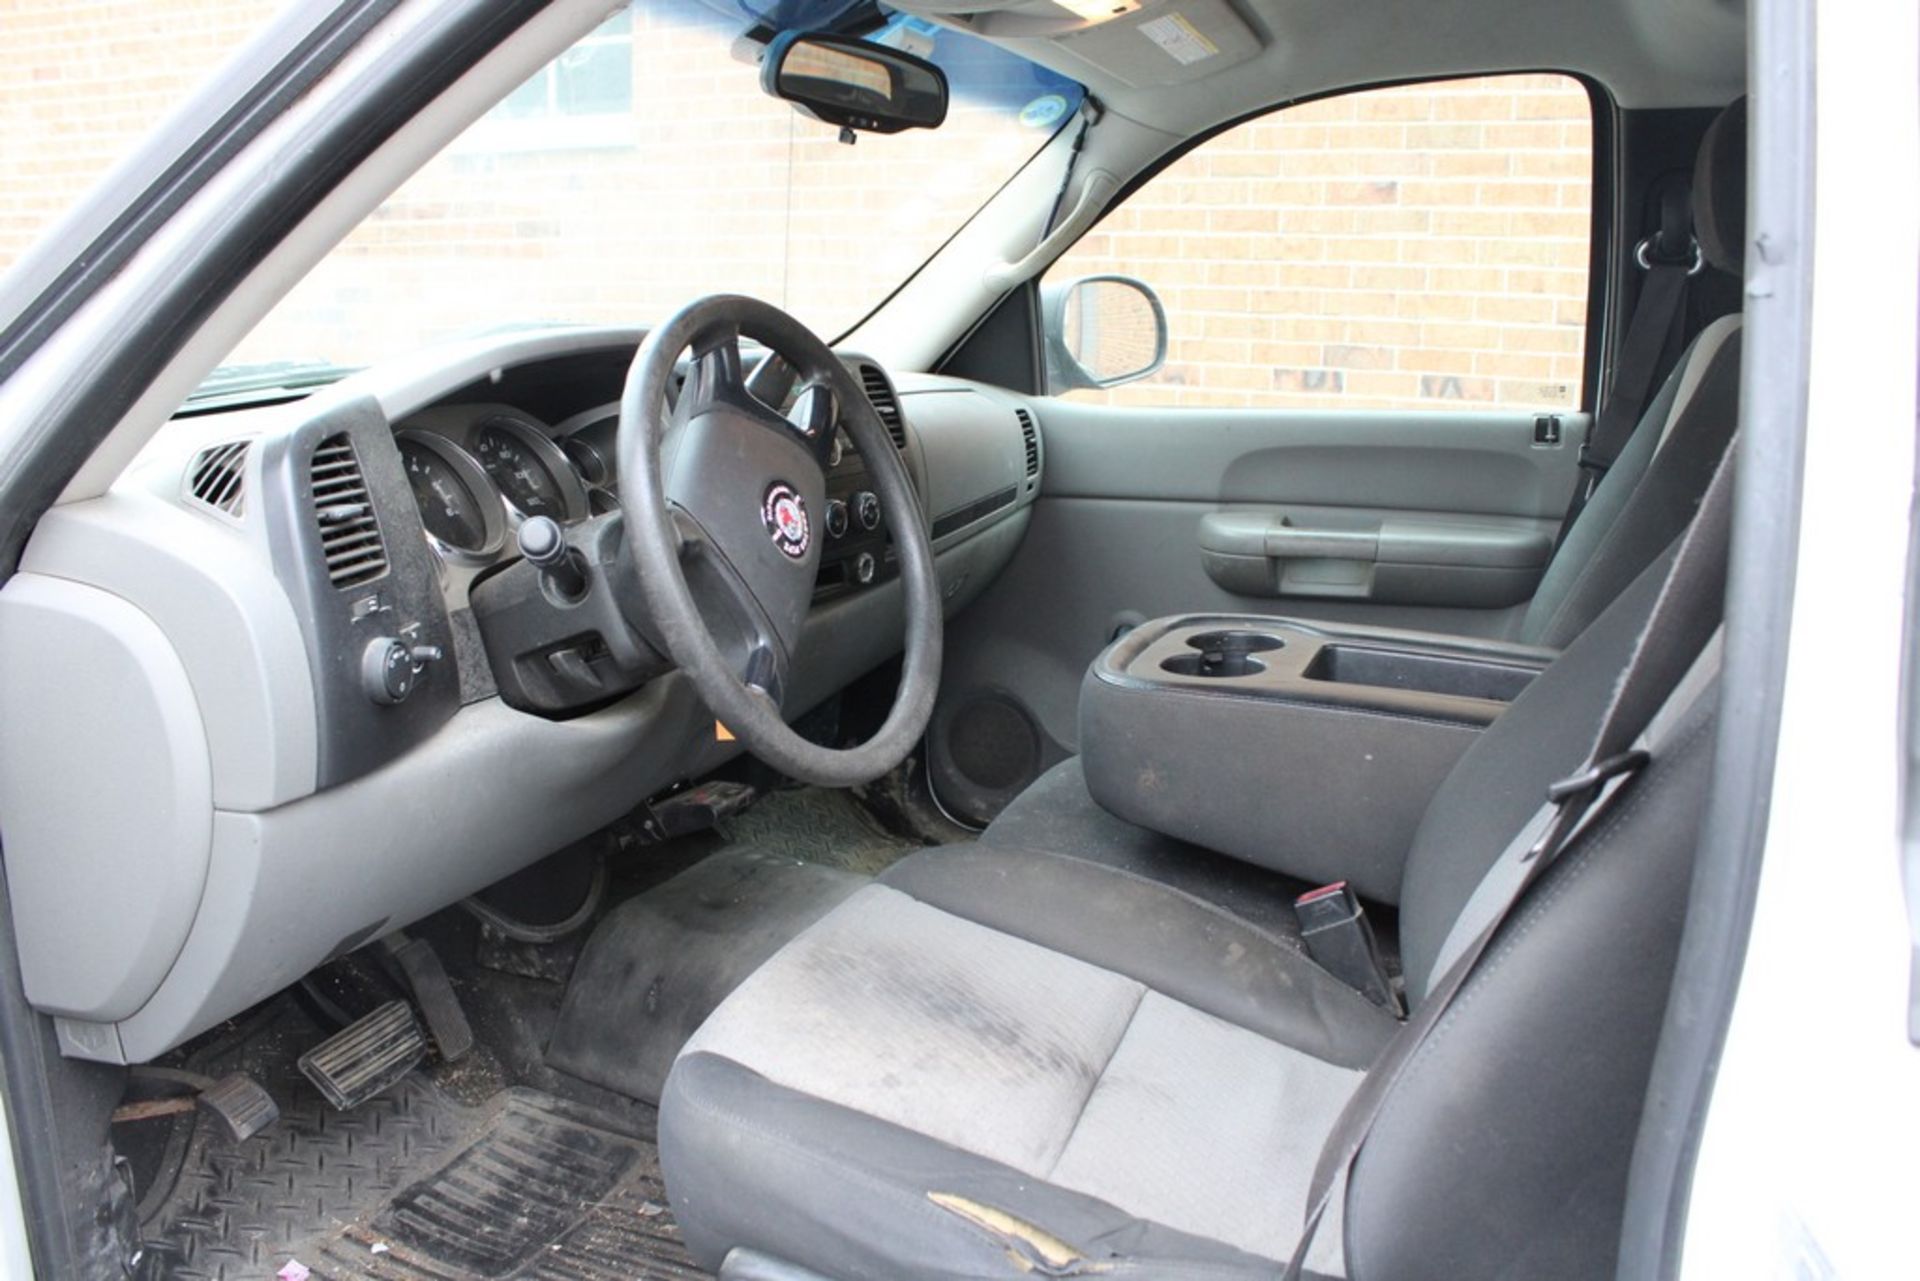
[1039,403,1586,512]
[930,405,1586,823]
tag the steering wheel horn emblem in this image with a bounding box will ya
[762,481,812,560]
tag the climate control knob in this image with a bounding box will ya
[825,498,849,539]
[854,490,882,532]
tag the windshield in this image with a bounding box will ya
[202,1,1080,401]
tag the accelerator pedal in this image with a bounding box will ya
[298,1000,427,1110]
[383,935,474,1062]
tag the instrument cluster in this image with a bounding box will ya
[393,405,619,567]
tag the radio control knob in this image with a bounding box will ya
[825,498,849,539]
[854,491,881,532]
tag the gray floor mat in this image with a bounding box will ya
[715,786,919,875]
[134,1003,705,1281]
[546,847,865,1104]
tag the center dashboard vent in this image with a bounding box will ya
[185,439,251,517]
[309,433,389,589]
[858,363,908,450]
[1015,407,1040,479]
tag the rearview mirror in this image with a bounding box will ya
[761,32,949,135]
[1042,275,1169,392]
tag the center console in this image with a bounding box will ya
[1079,614,1555,902]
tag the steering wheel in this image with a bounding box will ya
[616,295,942,788]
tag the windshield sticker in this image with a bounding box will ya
[1138,13,1220,66]
[1020,94,1071,129]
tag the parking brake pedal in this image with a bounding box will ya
[125,1066,280,1141]
[199,1072,280,1141]
[298,1000,428,1110]
[639,779,757,842]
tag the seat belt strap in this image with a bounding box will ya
[1424,631,1721,990]
[1556,198,1701,549]
[1282,448,1735,1281]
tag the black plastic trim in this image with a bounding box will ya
[1615,2,1813,1274]
[931,484,1018,540]
[259,397,461,788]
[1581,82,1620,414]
[936,279,1043,393]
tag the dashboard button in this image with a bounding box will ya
[825,498,849,539]
[854,551,877,585]
[854,491,881,532]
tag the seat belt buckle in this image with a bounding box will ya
[1572,440,1611,501]
[1293,882,1404,1017]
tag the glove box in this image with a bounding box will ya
[1079,614,1553,902]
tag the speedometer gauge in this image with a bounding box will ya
[395,430,504,560]
[473,415,588,521]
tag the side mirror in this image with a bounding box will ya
[761,32,949,135]
[1041,275,1169,392]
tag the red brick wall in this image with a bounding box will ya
[1049,74,1593,412]
[0,0,278,263]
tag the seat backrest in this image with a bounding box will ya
[1518,96,1747,648]
[1346,541,1720,1280]
[1521,316,1741,646]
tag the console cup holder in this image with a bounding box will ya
[1184,630,1285,656]
[1161,651,1267,678]
[1162,630,1285,677]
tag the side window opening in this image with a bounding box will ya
[1043,73,1596,412]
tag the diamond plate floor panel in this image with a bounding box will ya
[136,1003,705,1281]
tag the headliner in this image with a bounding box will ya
[898,0,1745,133]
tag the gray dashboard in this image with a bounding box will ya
[0,326,1041,1064]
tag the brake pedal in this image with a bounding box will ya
[298,1000,427,1110]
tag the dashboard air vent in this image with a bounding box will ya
[858,364,908,450]
[309,433,389,589]
[1015,408,1039,479]
[186,439,250,517]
